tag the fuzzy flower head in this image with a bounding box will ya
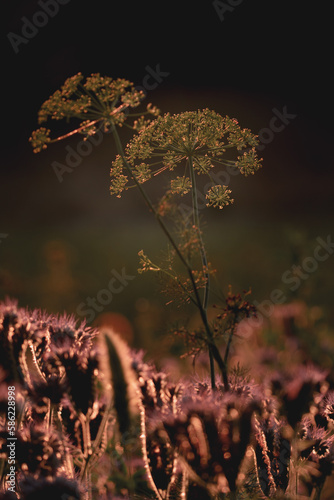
[18,475,82,500]
[0,298,37,383]
[321,390,334,424]
[110,109,262,207]
[14,424,64,478]
[269,365,328,429]
[46,313,98,354]
[30,72,159,152]
[163,391,259,494]
[300,417,334,461]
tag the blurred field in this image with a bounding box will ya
[1,210,333,364]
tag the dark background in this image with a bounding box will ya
[1,1,333,355]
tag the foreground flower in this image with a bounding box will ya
[18,475,82,499]
[269,365,328,428]
[163,392,259,495]
[2,424,64,478]
[0,298,36,384]
[110,109,262,207]
[320,390,334,424]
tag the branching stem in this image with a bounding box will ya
[112,126,229,390]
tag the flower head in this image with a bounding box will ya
[163,391,259,494]
[18,475,82,500]
[269,365,328,428]
[11,424,64,478]
[30,73,159,152]
[110,109,262,207]
[321,390,334,423]
[0,298,36,383]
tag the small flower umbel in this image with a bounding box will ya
[29,72,159,153]
[213,287,257,368]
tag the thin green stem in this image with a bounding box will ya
[209,341,229,390]
[188,156,215,388]
[224,320,236,367]
[188,157,210,312]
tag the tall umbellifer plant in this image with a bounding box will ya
[30,73,262,391]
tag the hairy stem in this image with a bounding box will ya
[54,406,75,479]
[28,341,47,383]
[83,401,113,476]
[139,402,164,500]
[78,413,93,500]
[79,413,92,487]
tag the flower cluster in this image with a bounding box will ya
[29,73,159,153]
[215,287,257,324]
[0,298,106,498]
[2,297,334,498]
[205,185,233,209]
[163,392,259,495]
[110,109,262,208]
[269,365,328,428]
